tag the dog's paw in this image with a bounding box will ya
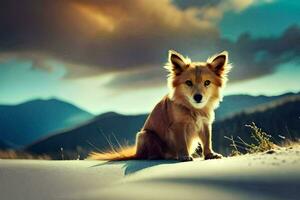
[205,152,223,160]
[178,155,193,162]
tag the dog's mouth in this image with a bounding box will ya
[192,101,205,108]
[187,97,206,109]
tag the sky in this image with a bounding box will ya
[0,0,299,115]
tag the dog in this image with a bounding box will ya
[89,50,231,161]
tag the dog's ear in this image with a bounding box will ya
[207,51,231,77]
[166,50,189,75]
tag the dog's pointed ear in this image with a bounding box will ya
[207,51,231,77]
[166,50,189,75]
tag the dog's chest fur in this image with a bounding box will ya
[172,104,210,134]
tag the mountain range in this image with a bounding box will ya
[0,99,93,148]
[214,92,298,120]
[213,95,300,154]
[24,92,300,159]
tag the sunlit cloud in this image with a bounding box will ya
[73,3,116,33]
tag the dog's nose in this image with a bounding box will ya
[193,94,202,103]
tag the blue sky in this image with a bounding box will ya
[220,0,300,39]
[0,0,299,114]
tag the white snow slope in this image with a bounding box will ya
[0,146,299,200]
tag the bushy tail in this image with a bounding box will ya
[88,145,137,161]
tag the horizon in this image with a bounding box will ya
[1,90,299,116]
[1,0,299,114]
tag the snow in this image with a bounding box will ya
[0,147,299,200]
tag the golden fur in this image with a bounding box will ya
[89,50,232,161]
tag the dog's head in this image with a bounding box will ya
[165,50,232,110]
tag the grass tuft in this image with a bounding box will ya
[245,122,276,153]
[225,122,277,156]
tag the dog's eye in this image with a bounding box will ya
[185,80,193,87]
[204,80,211,87]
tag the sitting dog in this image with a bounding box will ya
[89,50,231,161]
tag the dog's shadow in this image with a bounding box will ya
[91,160,178,175]
[123,160,178,175]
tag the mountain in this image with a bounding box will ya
[0,98,94,147]
[26,93,300,159]
[213,95,300,154]
[0,139,10,150]
[26,112,147,159]
[215,92,299,120]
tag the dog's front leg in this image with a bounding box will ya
[199,123,223,160]
[177,143,193,162]
[171,123,193,162]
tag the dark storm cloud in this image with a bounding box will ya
[104,68,166,89]
[217,25,300,82]
[0,0,218,77]
[0,0,299,89]
[105,25,300,89]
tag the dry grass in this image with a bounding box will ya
[0,150,51,160]
[280,138,300,147]
[225,122,278,156]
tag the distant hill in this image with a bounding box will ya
[215,92,299,120]
[0,99,93,147]
[213,95,300,154]
[26,112,147,159]
[0,139,10,150]
[26,93,300,159]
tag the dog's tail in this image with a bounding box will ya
[88,145,137,161]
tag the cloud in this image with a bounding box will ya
[104,67,166,89]
[218,25,300,82]
[105,25,300,89]
[1,0,298,90]
[174,0,264,21]
[0,0,219,76]
[174,0,273,11]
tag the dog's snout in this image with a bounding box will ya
[193,94,202,103]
